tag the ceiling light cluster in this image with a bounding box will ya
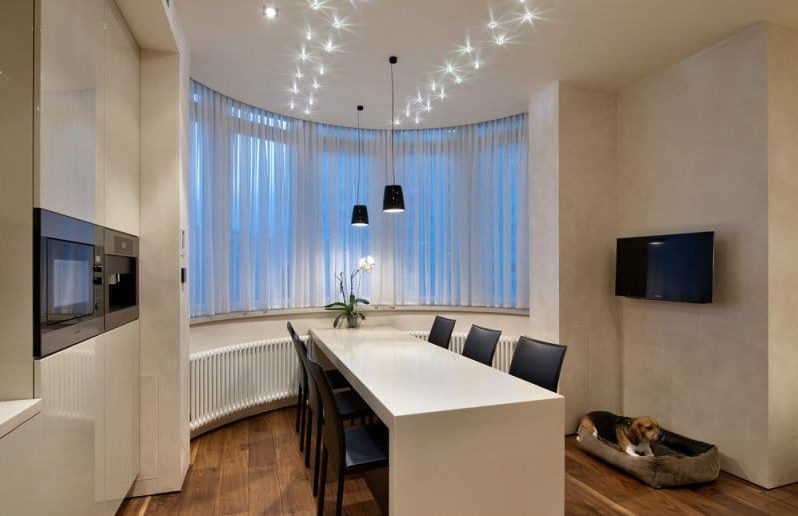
[284,0,365,117]
[400,0,547,127]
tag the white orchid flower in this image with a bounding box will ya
[358,255,376,271]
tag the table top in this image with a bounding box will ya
[310,326,562,422]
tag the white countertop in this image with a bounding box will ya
[310,326,562,421]
[0,399,42,439]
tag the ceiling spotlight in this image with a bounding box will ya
[488,20,498,29]
[405,105,411,117]
[290,100,295,110]
[306,29,313,40]
[263,5,279,19]
[299,48,309,61]
[296,69,303,79]
[425,100,431,111]
[459,41,473,54]
[454,75,462,84]
[414,115,420,124]
[522,9,537,23]
[445,63,455,74]
[324,39,335,52]
[495,33,507,45]
[474,59,480,69]
[309,96,314,105]
[310,0,322,10]
[304,107,311,115]
[439,87,446,99]
[312,78,320,89]
[291,82,299,94]
[319,65,325,75]
[332,16,343,29]
[431,80,437,91]
[416,91,423,103]
[394,118,401,125]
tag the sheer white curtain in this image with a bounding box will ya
[189,80,528,317]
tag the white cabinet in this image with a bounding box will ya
[38,0,140,236]
[34,336,103,516]
[0,414,46,516]
[104,0,140,236]
[38,0,105,225]
[34,321,140,516]
[103,321,140,514]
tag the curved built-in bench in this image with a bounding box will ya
[189,330,521,437]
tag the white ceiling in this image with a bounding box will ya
[177,0,798,129]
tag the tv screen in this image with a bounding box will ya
[615,232,714,303]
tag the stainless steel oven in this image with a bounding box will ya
[34,209,105,358]
[104,229,139,330]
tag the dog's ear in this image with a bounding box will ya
[629,420,643,445]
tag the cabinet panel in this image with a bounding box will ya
[104,0,140,236]
[103,320,140,514]
[38,0,105,225]
[0,415,45,515]
[34,336,104,516]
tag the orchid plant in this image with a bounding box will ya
[324,256,375,328]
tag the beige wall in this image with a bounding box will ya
[766,25,798,488]
[191,310,531,353]
[618,24,771,484]
[0,0,35,400]
[529,83,621,431]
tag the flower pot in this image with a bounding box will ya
[346,314,361,329]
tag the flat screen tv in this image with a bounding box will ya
[615,232,714,303]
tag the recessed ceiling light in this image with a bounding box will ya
[488,20,498,29]
[474,59,480,69]
[522,9,537,23]
[332,16,344,29]
[495,33,507,45]
[304,107,311,115]
[454,75,462,84]
[310,0,322,10]
[263,5,279,19]
[306,29,313,40]
[319,65,325,75]
[313,78,320,89]
[430,80,437,91]
[324,39,335,52]
[296,69,303,79]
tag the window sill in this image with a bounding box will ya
[190,305,530,326]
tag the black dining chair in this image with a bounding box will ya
[287,323,352,449]
[461,324,502,366]
[508,336,567,392]
[428,315,456,349]
[287,323,371,490]
[307,359,388,516]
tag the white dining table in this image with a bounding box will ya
[309,326,564,516]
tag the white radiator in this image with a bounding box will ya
[189,331,519,431]
[189,336,301,431]
[410,331,519,372]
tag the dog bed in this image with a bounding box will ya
[576,425,720,488]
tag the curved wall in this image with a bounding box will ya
[190,309,530,353]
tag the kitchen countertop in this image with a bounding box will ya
[0,399,42,439]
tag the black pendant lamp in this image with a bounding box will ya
[351,105,369,226]
[383,56,405,213]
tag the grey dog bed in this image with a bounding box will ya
[576,425,720,488]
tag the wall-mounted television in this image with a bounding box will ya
[615,232,714,304]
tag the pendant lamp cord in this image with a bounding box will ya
[390,60,396,183]
[356,109,361,201]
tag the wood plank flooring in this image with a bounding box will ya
[118,408,798,515]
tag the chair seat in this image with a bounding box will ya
[334,390,371,418]
[344,423,389,472]
[325,368,351,390]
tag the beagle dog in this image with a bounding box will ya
[579,411,661,457]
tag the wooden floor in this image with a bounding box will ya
[119,408,798,515]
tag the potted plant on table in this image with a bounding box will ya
[324,256,375,329]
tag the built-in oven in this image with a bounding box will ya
[34,209,105,358]
[104,228,138,330]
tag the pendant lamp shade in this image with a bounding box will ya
[351,105,369,226]
[351,204,369,225]
[382,185,405,212]
[383,55,405,213]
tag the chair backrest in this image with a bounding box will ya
[461,325,501,366]
[287,322,315,406]
[428,316,456,349]
[307,359,346,470]
[508,336,567,392]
